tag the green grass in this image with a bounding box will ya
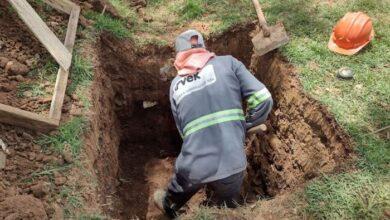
[78,213,107,220]
[108,0,137,20]
[60,186,84,218]
[192,207,215,220]
[17,59,58,98]
[175,0,388,219]
[175,0,205,20]
[84,11,132,39]
[16,82,45,98]
[82,0,253,44]
[77,214,108,220]
[31,164,72,178]
[305,173,389,219]
[256,0,390,218]
[39,0,387,218]
[67,53,93,95]
[37,117,88,157]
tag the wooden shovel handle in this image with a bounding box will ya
[251,0,271,37]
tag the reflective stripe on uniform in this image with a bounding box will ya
[183,109,244,137]
[247,88,271,109]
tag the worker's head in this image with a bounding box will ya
[175,30,205,53]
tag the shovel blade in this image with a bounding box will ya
[252,23,289,56]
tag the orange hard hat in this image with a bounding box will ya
[328,12,374,55]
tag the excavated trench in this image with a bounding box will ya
[89,25,352,219]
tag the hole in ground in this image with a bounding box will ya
[91,25,352,219]
[117,102,181,218]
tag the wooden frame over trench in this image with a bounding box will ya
[1,0,80,132]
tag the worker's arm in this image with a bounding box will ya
[232,57,273,130]
[170,86,184,138]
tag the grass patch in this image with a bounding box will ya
[131,0,254,41]
[108,0,136,21]
[67,53,93,95]
[176,0,205,20]
[256,0,390,218]
[84,11,132,39]
[17,59,58,98]
[17,82,45,98]
[305,173,389,219]
[192,207,215,220]
[60,186,84,218]
[78,213,107,220]
[37,117,88,157]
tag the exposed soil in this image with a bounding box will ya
[0,2,353,219]
[90,24,352,219]
[0,1,68,114]
[0,3,98,220]
[244,53,352,198]
[0,195,48,219]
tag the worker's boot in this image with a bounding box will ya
[153,189,166,211]
[153,189,178,218]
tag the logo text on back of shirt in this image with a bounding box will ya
[173,65,217,104]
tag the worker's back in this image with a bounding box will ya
[170,55,272,184]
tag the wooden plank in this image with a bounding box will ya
[43,0,76,15]
[8,0,72,71]
[49,6,80,120]
[0,104,59,132]
[63,6,80,51]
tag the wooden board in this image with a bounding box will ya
[49,6,80,120]
[0,1,80,132]
[0,104,59,132]
[43,0,76,15]
[8,0,72,71]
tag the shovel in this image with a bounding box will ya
[251,0,289,56]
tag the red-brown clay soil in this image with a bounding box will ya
[0,195,48,219]
[0,122,72,219]
[90,24,352,219]
[0,3,93,220]
[0,1,68,114]
[0,2,353,218]
[243,54,352,198]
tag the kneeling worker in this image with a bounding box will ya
[154,30,273,218]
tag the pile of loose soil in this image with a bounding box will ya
[0,195,48,219]
[0,1,67,113]
[0,123,71,219]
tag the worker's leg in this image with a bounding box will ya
[206,171,244,208]
[163,173,203,218]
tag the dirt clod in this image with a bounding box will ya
[54,177,67,186]
[30,182,50,199]
[62,151,73,164]
[0,195,48,220]
[4,60,30,75]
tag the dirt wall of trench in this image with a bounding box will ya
[91,24,352,218]
[245,54,352,196]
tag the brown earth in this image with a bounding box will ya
[0,2,97,219]
[0,195,48,219]
[0,1,68,114]
[243,53,352,198]
[0,2,352,219]
[87,24,352,219]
